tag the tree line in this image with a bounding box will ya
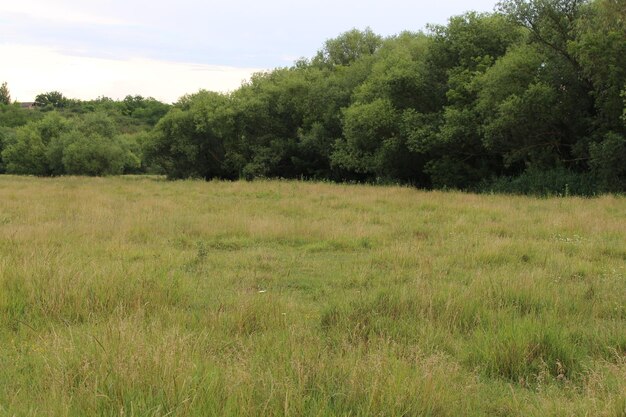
[1,0,625,195]
[0,94,169,175]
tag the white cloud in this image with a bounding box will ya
[0,2,130,26]
[1,44,262,103]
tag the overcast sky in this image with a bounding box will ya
[1,0,498,103]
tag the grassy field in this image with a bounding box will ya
[0,176,625,416]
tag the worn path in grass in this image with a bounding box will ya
[0,176,625,416]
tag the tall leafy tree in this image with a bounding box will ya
[497,0,588,68]
[332,32,432,183]
[313,28,383,67]
[146,91,235,179]
[0,82,11,105]
[417,13,523,187]
[2,5,623,194]
[53,112,140,176]
[2,113,69,175]
[571,0,626,131]
[34,91,69,109]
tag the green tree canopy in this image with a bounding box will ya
[313,28,383,67]
[0,82,11,105]
[34,91,69,109]
[146,91,235,179]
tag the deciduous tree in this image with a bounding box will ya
[0,82,10,105]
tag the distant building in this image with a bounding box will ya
[19,102,36,109]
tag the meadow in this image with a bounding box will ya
[0,176,624,416]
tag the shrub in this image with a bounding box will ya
[477,167,598,196]
[62,133,127,176]
[589,132,626,192]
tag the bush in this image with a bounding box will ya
[477,167,598,196]
[1,113,69,175]
[0,127,16,173]
[2,125,52,175]
[1,112,141,176]
[589,132,626,192]
[62,134,127,176]
[58,114,141,176]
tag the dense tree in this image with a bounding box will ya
[589,132,626,191]
[573,0,626,128]
[1,0,625,193]
[142,5,624,193]
[477,44,572,168]
[332,98,398,175]
[0,103,40,128]
[146,91,235,179]
[54,113,140,176]
[2,113,69,175]
[2,112,140,176]
[34,91,69,109]
[0,82,11,105]
[312,28,383,67]
[121,95,171,126]
[61,133,130,176]
[419,13,523,187]
[497,0,587,64]
[490,0,625,190]
[0,127,14,173]
[0,91,167,176]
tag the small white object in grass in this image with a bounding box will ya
[258,290,267,293]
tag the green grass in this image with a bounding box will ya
[0,175,625,416]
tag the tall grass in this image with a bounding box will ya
[0,176,625,416]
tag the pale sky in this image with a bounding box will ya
[1,0,498,103]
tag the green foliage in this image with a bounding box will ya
[481,79,561,166]
[0,127,15,173]
[1,112,140,176]
[57,113,140,176]
[2,126,50,175]
[571,0,626,131]
[425,156,479,189]
[2,1,626,194]
[623,86,626,123]
[313,28,383,67]
[146,90,235,179]
[429,12,522,70]
[34,91,69,109]
[121,95,170,126]
[497,0,585,59]
[332,98,399,176]
[0,82,11,105]
[2,113,69,175]
[62,133,127,176]
[118,131,151,173]
[352,32,430,109]
[137,7,626,192]
[478,166,597,196]
[589,132,626,191]
[419,14,523,187]
[477,41,591,170]
[0,103,39,128]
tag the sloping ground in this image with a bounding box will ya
[0,176,624,416]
